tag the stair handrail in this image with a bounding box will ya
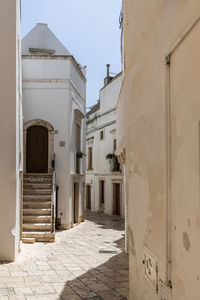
[51,171,56,233]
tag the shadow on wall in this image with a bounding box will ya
[85,210,125,232]
[60,245,129,299]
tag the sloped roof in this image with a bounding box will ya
[22,23,71,56]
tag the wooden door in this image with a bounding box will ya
[74,183,79,223]
[113,183,121,216]
[86,185,91,209]
[99,180,105,207]
[26,126,48,173]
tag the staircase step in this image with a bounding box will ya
[23,199,51,204]
[23,195,51,200]
[23,216,51,223]
[23,179,52,184]
[23,173,52,177]
[23,209,51,216]
[22,173,54,244]
[22,232,55,242]
[22,238,35,244]
[23,183,52,189]
[23,174,52,181]
[23,189,52,196]
[23,202,51,209]
[23,223,52,232]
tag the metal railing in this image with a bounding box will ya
[51,171,56,233]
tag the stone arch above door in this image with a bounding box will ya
[24,119,55,173]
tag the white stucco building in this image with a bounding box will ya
[86,69,124,217]
[0,0,23,261]
[21,23,86,241]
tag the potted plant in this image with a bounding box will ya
[106,153,115,160]
[76,151,86,158]
[106,153,120,171]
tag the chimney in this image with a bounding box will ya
[104,64,113,86]
[107,64,110,77]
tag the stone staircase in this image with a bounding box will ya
[22,173,55,243]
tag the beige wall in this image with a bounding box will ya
[0,0,22,261]
[116,1,200,299]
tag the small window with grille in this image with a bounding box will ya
[100,130,104,140]
[113,139,117,152]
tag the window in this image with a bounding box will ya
[113,139,117,152]
[88,147,93,170]
[100,130,104,140]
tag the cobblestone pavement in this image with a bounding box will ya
[0,211,129,300]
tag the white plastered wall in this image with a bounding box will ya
[116,1,200,299]
[86,74,124,217]
[22,56,86,228]
[0,0,22,261]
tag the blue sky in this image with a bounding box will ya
[21,0,122,109]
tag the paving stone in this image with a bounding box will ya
[28,270,43,276]
[31,288,56,296]
[0,212,129,299]
[86,282,110,293]
[41,275,63,283]
[24,276,41,282]
[97,290,122,300]
[10,272,28,277]
[8,296,26,300]
[0,289,14,296]
[61,295,81,300]
[51,283,65,295]
[38,265,51,271]
[42,270,56,276]
[0,285,6,289]
[0,271,9,277]
[116,287,129,297]
[51,265,66,271]
[60,285,78,296]
[0,297,8,300]
[83,297,101,300]
[14,287,33,295]
[6,283,25,289]
[26,296,60,300]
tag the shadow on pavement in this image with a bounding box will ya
[85,210,125,232]
[61,244,129,300]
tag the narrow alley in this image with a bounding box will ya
[0,212,128,300]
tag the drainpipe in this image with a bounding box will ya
[124,165,128,253]
[164,15,200,287]
[56,186,59,229]
[165,54,172,287]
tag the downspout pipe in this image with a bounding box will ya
[56,186,59,230]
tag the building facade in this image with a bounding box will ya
[86,70,124,217]
[116,1,200,299]
[22,23,86,240]
[0,0,23,261]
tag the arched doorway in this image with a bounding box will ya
[24,119,55,174]
[26,126,48,173]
